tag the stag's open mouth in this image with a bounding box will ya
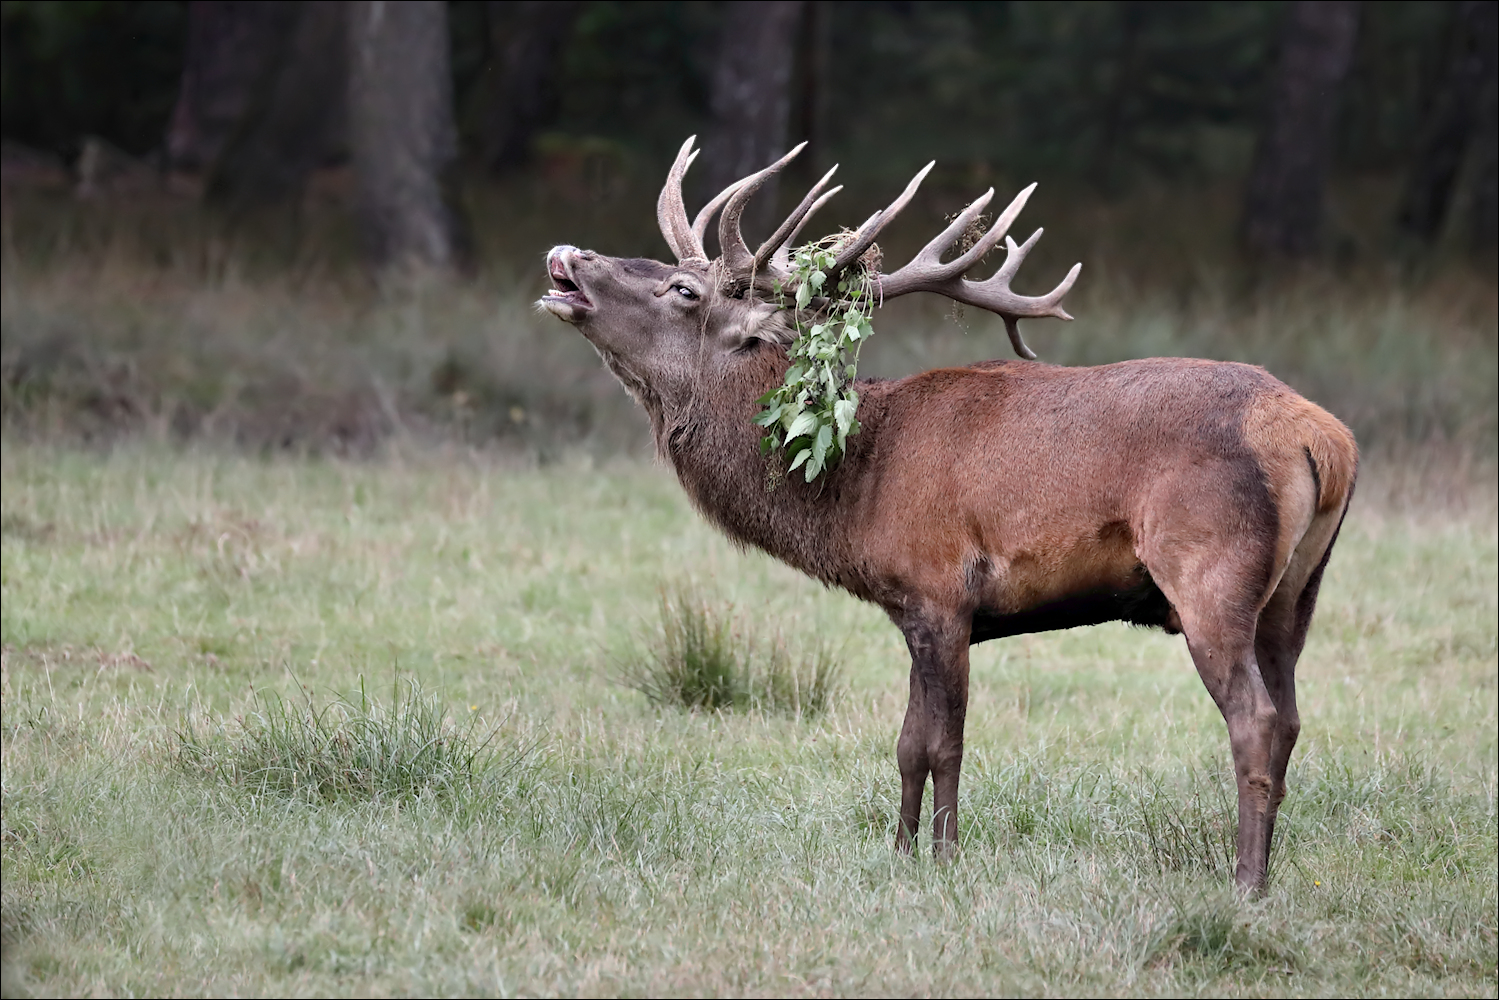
[539,247,593,322]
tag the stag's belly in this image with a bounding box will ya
[969,574,1177,642]
[964,532,1180,642]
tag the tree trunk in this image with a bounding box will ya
[704,0,806,245]
[204,1,348,209]
[1396,0,1498,243]
[483,0,582,172]
[1242,1,1361,256]
[166,1,295,173]
[348,0,467,273]
[792,0,831,174]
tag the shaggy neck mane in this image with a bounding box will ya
[656,341,866,591]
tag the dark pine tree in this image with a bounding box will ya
[1396,0,1498,244]
[482,0,583,172]
[201,1,349,209]
[1243,1,1362,256]
[704,0,806,242]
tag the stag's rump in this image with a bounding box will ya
[854,357,1357,637]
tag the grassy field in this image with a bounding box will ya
[2,442,1494,997]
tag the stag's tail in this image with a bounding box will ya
[1239,389,1357,617]
[1245,389,1358,518]
[1298,398,1358,515]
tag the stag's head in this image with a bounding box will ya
[539,136,1082,407]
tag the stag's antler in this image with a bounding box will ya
[820,161,935,285]
[875,183,1081,359]
[657,137,841,279]
[657,140,1080,357]
[717,142,808,276]
[657,137,707,264]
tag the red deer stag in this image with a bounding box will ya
[539,137,1357,892]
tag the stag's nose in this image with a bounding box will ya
[547,245,599,283]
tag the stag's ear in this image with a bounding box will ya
[721,300,795,350]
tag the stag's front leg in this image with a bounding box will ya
[896,614,972,858]
[894,683,929,854]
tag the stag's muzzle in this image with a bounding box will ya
[539,246,594,322]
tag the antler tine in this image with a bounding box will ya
[969,232,1080,359]
[691,178,745,251]
[754,165,839,273]
[825,161,935,280]
[771,184,842,272]
[949,182,1035,273]
[658,136,707,264]
[991,230,1081,318]
[877,188,997,294]
[872,182,1081,359]
[718,142,807,278]
[877,182,1041,302]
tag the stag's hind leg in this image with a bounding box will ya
[1177,606,1280,891]
[1140,482,1284,891]
[1254,504,1349,870]
[1253,594,1304,873]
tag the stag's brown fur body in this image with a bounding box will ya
[646,327,1356,888]
[540,137,1357,891]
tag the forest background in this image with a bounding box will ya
[0,0,1494,465]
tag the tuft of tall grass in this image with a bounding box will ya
[175,677,528,802]
[1136,768,1239,878]
[617,584,842,717]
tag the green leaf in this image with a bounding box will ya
[754,247,878,482]
[833,398,857,435]
[812,423,832,464]
[784,410,818,443]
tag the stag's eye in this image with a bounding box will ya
[674,284,698,301]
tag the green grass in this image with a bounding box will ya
[2,442,1494,997]
[174,676,528,803]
